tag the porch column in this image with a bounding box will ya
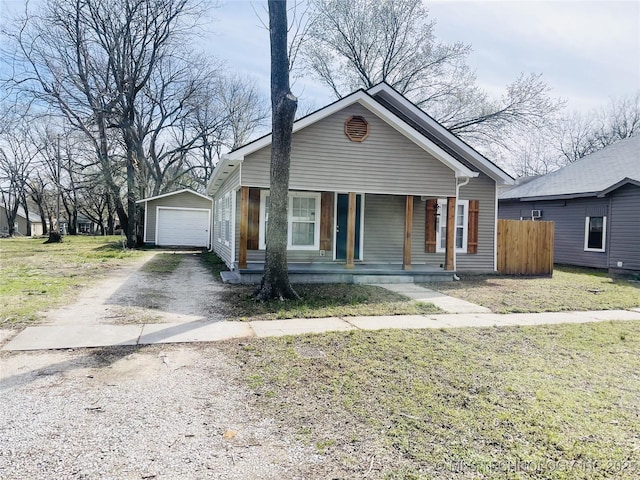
[238,186,249,269]
[445,196,456,271]
[345,192,356,269]
[403,195,413,270]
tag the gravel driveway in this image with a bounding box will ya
[0,344,317,479]
[0,252,319,479]
[46,251,228,325]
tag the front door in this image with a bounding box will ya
[335,193,362,260]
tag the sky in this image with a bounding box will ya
[199,0,640,114]
[1,0,638,114]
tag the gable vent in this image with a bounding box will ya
[344,116,369,142]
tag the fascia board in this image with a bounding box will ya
[367,83,514,184]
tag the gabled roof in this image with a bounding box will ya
[0,205,42,223]
[136,188,211,204]
[367,82,514,185]
[500,136,640,201]
[207,84,501,194]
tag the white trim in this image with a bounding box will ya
[436,199,469,254]
[584,215,607,252]
[137,188,211,203]
[154,206,212,247]
[241,183,456,199]
[494,187,499,272]
[142,200,148,242]
[231,189,237,263]
[367,83,514,185]
[258,190,322,251]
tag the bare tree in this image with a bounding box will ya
[256,0,299,301]
[3,0,209,247]
[303,0,563,149]
[186,74,269,189]
[0,108,40,237]
[558,91,640,164]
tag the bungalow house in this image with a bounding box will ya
[0,205,44,237]
[206,83,513,283]
[499,136,640,274]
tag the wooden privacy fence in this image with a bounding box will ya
[497,219,554,275]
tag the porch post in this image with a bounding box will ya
[239,186,249,269]
[445,196,455,270]
[346,192,356,269]
[403,195,413,270]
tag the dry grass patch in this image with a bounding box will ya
[200,252,441,320]
[0,236,144,327]
[226,321,640,479]
[421,266,640,313]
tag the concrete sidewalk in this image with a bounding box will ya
[3,309,640,352]
[372,283,491,313]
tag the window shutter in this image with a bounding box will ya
[425,199,437,253]
[467,199,479,254]
[320,192,334,251]
[247,188,260,250]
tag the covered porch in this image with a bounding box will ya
[221,261,455,284]
[237,188,465,274]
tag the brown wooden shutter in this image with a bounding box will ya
[247,188,260,250]
[320,192,334,252]
[467,199,479,254]
[425,199,437,253]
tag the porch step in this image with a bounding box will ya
[220,271,241,284]
[353,275,414,284]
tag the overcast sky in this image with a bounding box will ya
[202,0,640,114]
[2,0,638,114]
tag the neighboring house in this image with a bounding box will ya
[206,82,513,283]
[0,205,44,237]
[137,189,213,248]
[499,136,640,274]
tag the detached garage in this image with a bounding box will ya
[137,189,213,248]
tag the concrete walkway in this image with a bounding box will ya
[3,309,640,352]
[372,283,491,313]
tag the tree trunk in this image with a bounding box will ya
[256,0,299,301]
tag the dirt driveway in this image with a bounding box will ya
[0,252,321,479]
[45,251,228,326]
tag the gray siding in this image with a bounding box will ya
[458,173,497,272]
[241,103,457,197]
[363,194,407,263]
[499,197,610,269]
[212,167,241,267]
[144,192,212,244]
[608,184,640,272]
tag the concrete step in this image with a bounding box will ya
[353,275,414,284]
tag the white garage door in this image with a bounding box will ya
[156,208,210,247]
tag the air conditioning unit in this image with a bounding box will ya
[531,209,542,219]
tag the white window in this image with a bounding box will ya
[216,199,222,243]
[436,199,468,253]
[223,192,231,246]
[259,191,321,250]
[584,216,606,252]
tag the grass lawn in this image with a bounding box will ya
[200,252,441,320]
[228,321,640,479]
[0,236,145,327]
[422,265,640,313]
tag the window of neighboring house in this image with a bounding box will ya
[584,216,606,252]
[436,199,468,253]
[224,192,231,246]
[259,191,320,250]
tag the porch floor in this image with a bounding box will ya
[221,262,455,284]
